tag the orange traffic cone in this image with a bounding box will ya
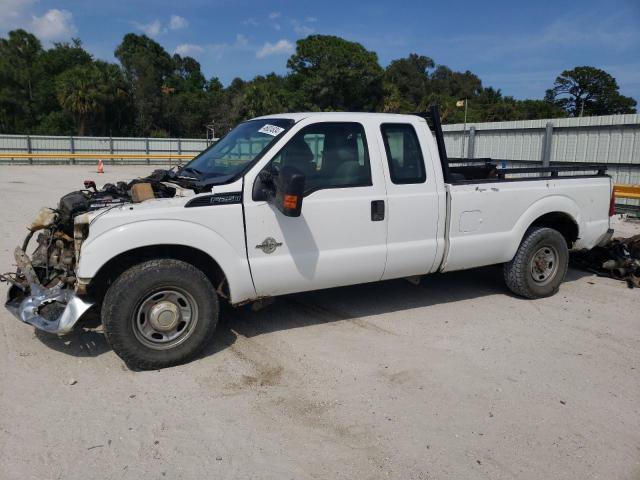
[97,159,104,174]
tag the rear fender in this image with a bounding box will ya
[507,195,582,259]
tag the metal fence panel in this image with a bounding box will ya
[443,113,640,165]
[1,114,638,176]
[74,136,111,151]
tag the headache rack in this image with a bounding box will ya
[415,106,609,184]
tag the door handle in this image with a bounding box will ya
[371,200,385,221]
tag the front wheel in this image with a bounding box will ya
[101,259,219,370]
[503,226,569,299]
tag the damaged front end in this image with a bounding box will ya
[2,172,180,334]
[3,208,94,334]
[4,252,93,334]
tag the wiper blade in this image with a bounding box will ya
[180,166,203,176]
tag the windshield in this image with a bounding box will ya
[180,118,294,182]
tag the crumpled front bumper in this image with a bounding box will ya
[5,284,94,334]
[4,246,94,335]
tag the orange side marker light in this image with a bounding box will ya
[283,194,298,209]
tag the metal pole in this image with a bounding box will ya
[69,136,75,165]
[541,122,554,176]
[108,136,114,166]
[468,126,476,159]
[542,122,553,167]
[26,135,32,165]
[461,99,468,158]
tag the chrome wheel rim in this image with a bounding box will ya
[132,289,198,350]
[530,245,559,285]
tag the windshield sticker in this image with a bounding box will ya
[258,124,285,136]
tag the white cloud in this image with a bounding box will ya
[235,33,249,47]
[30,9,76,41]
[305,16,317,23]
[243,17,259,27]
[175,43,204,56]
[203,34,251,60]
[293,25,313,36]
[443,11,640,64]
[256,39,294,58]
[291,19,313,36]
[133,19,162,37]
[132,15,188,37]
[169,14,188,30]
[0,0,36,28]
[268,12,281,20]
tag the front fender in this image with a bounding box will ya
[76,219,256,303]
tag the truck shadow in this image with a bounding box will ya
[34,310,111,358]
[199,264,594,359]
[33,264,594,362]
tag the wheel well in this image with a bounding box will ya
[87,245,228,303]
[528,212,579,247]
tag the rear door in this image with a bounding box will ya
[377,121,445,279]
[243,119,389,297]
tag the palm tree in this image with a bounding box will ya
[55,65,103,135]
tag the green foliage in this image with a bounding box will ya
[0,30,636,137]
[546,66,637,117]
[56,64,104,135]
[384,54,434,111]
[0,29,43,133]
[55,61,131,136]
[287,35,385,111]
[115,34,173,135]
[34,110,75,135]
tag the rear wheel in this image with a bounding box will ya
[101,259,219,370]
[503,226,569,299]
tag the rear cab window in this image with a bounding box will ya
[380,124,426,184]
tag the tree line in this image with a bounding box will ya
[0,30,636,138]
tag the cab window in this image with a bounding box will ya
[380,123,426,184]
[269,122,371,195]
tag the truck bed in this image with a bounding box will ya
[441,175,612,272]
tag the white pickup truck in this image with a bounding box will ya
[4,107,614,369]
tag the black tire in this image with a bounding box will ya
[503,226,569,299]
[101,259,219,370]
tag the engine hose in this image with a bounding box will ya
[21,230,34,252]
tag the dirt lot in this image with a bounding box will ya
[0,166,638,480]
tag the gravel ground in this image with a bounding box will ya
[0,166,639,480]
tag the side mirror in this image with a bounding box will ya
[272,166,305,217]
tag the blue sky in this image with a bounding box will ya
[2,0,639,101]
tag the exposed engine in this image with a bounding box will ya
[6,171,178,292]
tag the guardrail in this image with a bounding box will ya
[614,184,640,200]
[0,153,194,160]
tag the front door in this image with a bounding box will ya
[243,121,388,297]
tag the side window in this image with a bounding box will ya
[269,122,372,195]
[380,124,426,184]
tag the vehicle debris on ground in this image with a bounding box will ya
[572,233,640,288]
